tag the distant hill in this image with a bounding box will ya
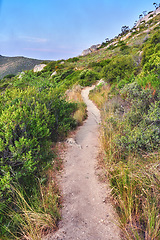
[0,55,45,79]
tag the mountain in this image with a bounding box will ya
[0,55,44,79]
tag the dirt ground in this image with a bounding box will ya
[45,86,120,240]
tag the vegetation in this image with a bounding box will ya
[89,29,160,239]
[0,65,91,238]
[0,6,160,239]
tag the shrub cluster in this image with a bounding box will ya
[0,86,77,236]
[117,82,160,154]
[141,31,160,75]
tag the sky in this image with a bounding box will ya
[0,0,157,60]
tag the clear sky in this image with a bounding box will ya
[0,0,157,60]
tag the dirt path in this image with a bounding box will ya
[47,86,120,240]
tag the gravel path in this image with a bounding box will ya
[46,86,120,240]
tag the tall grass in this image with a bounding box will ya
[90,84,160,239]
[4,177,60,240]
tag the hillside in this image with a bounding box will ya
[0,6,160,240]
[0,55,43,79]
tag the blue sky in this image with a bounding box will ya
[0,0,157,60]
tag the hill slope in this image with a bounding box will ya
[0,55,43,79]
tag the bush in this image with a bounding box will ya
[116,82,160,154]
[43,61,57,72]
[137,73,160,89]
[88,59,111,68]
[141,31,160,67]
[3,74,16,79]
[0,86,77,235]
[67,57,79,62]
[102,56,135,83]
[78,70,99,86]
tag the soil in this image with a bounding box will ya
[45,86,120,240]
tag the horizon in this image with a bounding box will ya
[0,0,157,60]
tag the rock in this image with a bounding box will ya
[90,45,99,52]
[60,61,65,64]
[33,64,46,72]
[51,71,57,77]
[66,138,82,149]
[81,49,92,56]
[135,7,160,28]
[97,79,105,86]
[143,36,149,43]
[81,44,101,56]
[120,32,131,41]
[104,41,118,49]
[18,72,25,79]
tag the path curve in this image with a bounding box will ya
[46,86,120,240]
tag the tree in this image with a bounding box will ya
[143,11,147,16]
[134,20,137,27]
[121,26,130,36]
[153,2,158,9]
[105,38,110,43]
[139,14,143,19]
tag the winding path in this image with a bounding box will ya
[47,86,120,240]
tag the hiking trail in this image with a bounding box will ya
[45,86,120,240]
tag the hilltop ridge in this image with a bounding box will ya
[0,55,44,79]
[81,6,160,56]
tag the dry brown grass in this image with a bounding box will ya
[66,85,87,125]
[89,83,110,108]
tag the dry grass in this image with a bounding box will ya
[66,85,87,125]
[5,186,59,240]
[3,144,64,240]
[6,182,60,240]
[89,83,110,109]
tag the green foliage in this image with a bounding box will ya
[3,74,16,79]
[141,31,160,70]
[119,42,130,54]
[88,59,111,68]
[43,61,57,72]
[102,56,135,83]
[67,57,79,63]
[137,73,160,89]
[117,74,135,89]
[78,69,99,86]
[143,51,160,75]
[0,85,77,237]
[116,82,160,154]
[1,11,160,238]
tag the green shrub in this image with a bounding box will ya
[88,59,111,68]
[43,61,57,72]
[0,86,77,236]
[78,69,99,86]
[137,73,160,89]
[3,74,16,79]
[102,56,135,83]
[143,52,160,75]
[67,57,79,62]
[141,31,160,67]
[115,82,160,154]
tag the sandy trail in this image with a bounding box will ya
[47,86,120,240]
